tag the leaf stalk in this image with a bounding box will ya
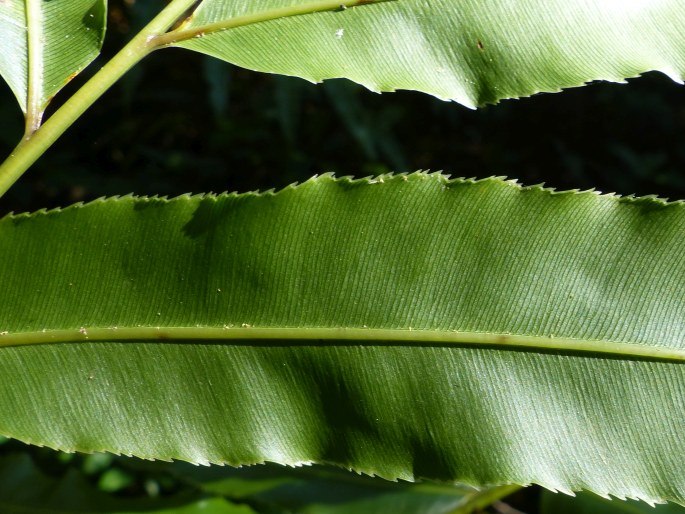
[0,0,200,200]
[0,0,394,200]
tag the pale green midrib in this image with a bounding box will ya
[0,327,683,361]
[25,0,43,134]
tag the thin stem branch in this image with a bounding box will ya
[151,0,395,48]
[0,0,394,200]
[0,0,199,200]
[448,485,524,514]
[492,501,529,514]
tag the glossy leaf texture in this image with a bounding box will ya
[173,0,685,107]
[0,0,106,115]
[4,174,685,505]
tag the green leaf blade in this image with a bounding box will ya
[0,1,29,111]
[3,175,685,504]
[173,0,685,107]
[0,0,107,117]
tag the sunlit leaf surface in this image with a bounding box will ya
[3,174,685,505]
[0,0,106,114]
[175,0,685,107]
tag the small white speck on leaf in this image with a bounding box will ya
[79,327,88,336]
[335,28,344,39]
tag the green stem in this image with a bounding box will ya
[151,0,395,47]
[0,0,199,200]
[0,0,394,200]
[448,485,524,514]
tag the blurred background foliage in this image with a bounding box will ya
[1,1,685,513]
